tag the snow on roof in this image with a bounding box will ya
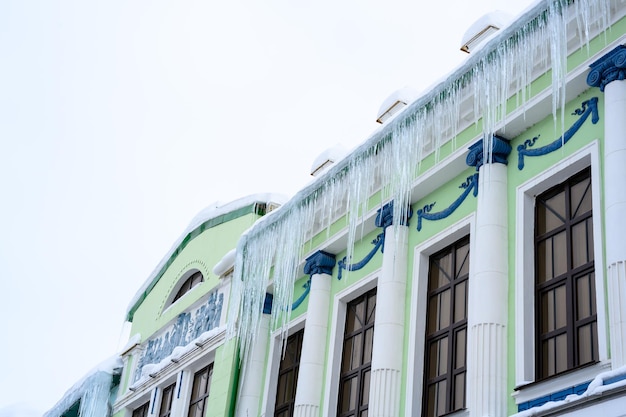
[126,193,289,321]
[310,144,349,177]
[43,356,122,417]
[460,11,513,53]
[376,87,419,122]
[213,248,236,277]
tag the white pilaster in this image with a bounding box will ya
[369,203,410,417]
[466,139,510,417]
[293,274,331,417]
[588,46,626,368]
[236,303,271,417]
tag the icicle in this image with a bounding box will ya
[227,0,612,377]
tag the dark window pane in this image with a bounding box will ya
[570,176,592,217]
[274,329,303,417]
[535,168,597,380]
[424,237,469,417]
[454,281,467,323]
[338,288,376,417]
[454,372,466,410]
[553,232,567,277]
[537,191,566,234]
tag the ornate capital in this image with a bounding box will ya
[375,201,413,228]
[466,135,511,170]
[263,293,273,314]
[304,250,336,276]
[587,45,626,91]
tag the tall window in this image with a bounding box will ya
[423,237,469,417]
[173,270,204,304]
[132,402,150,417]
[337,288,376,417]
[188,364,213,417]
[274,329,304,417]
[535,168,597,379]
[159,383,175,417]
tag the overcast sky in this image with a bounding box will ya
[0,0,537,415]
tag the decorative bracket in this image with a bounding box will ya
[587,45,626,91]
[416,173,479,232]
[337,233,385,280]
[517,97,599,170]
[291,250,336,310]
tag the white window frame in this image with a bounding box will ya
[513,140,609,403]
[260,314,306,417]
[405,215,474,417]
[322,270,379,416]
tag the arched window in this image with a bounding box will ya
[171,270,204,305]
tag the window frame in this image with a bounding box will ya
[261,316,306,417]
[514,141,608,402]
[336,287,377,417]
[406,216,474,417]
[131,401,150,417]
[422,236,470,416]
[323,272,378,416]
[187,364,214,417]
[273,328,305,417]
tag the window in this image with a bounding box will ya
[132,402,150,417]
[337,288,376,417]
[159,383,176,417]
[274,329,304,417]
[535,168,597,379]
[423,237,469,417]
[173,270,204,304]
[188,364,213,417]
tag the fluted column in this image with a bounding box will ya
[236,293,273,417]
[588,44,626,368]
[466,137,511,417]
[293,251,336,417]
[369,201,411,417]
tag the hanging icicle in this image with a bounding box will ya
[227,0,612,367]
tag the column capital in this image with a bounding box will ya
[262,293,273,314]
[587,45,626,91]
[375,201,413,228]
[466,135,511,170]
[303,250,336,276]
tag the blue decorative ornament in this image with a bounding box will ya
[337,233,384,280]
[517,97,599,170]
[416,173,479,232]
[466,135,512,170]
[587,45,626,91]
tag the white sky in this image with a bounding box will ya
[0,0,537,414]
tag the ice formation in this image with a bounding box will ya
[228,0,612,365]
[43,356,122,417]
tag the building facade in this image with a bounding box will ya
[47,1,626,416]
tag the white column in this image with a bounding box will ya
[236,294,272,417]
[369,202,410,417]
[588,45,626,368]
[466,137,511,417]
[293,251,336,417]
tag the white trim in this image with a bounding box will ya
[259,314,306,417]
[513,140,608,391]
[322,270,379,416]
[405,215,475,416]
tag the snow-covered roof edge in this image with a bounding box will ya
[126,193,289,321]
[238,0,560,243]
[43,356,123,417]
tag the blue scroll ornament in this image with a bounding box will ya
[337,233,385,280]
[416,173,479,232]
[290,278,312,310]
[517,97,599,170]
